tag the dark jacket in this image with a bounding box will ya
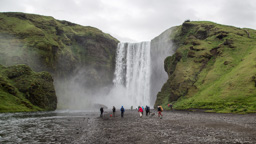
[146,106,150,112]
[158,107,161,112]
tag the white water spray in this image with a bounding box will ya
[113,42,151,107]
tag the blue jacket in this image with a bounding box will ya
[120,106,125,112]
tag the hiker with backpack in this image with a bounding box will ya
[112,106,116,117]
[142,106,144,115]
[120,106,125,118]
[138,106,143,118]
[158,106,163,118]
[168,103,173,110]
[145,105,150,116]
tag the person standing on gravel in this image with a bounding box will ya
[100,107,104,118]
[142,106,144,115]
[138,106,143,118]
[112,106,116,117]
[158,106,163,118]
[145,105,150,116]
[120,106,125,118]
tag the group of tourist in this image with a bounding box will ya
[100,105,164,119]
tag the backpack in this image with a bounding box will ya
[158,106,163,112]
[160,106,163,112]
[121,107,124,112]
[146,106,149,111]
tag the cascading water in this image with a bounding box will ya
[113,42,151,107]
[106,28,175,109]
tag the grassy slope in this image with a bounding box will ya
[0,12,118,78]
[157,21,256,113]
[0,64,57,112]
[0,64,45,112]
[0,90,40,112]
[0,12,119,112]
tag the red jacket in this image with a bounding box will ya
[138,107,143,112]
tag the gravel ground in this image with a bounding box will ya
[82,110,256,144]
[0,110,256,144]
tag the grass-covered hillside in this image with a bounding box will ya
[0,12,118,88]
[0,64,57,112]
[0,12,119,112]
[155,21,256,113]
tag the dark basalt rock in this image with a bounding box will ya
[252,76,256,87]
[216,33,228,39]
[224,61,231,65]
[188,51,196,58]
[0,76,18,96]
[195,29,208,40]
[190,46,205,51]
[191,41,201,46]
[224,39,235,48]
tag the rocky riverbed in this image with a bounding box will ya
[0,110,256,143]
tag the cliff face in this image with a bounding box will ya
[0,64,57,112]
[0,12,119,111]
[150,27,176,106]
[155,21,256,113]
[0,12,118,88]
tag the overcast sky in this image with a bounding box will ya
[0,0,256,42]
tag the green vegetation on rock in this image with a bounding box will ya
[0,64,57,112]
[155,21,256,113]
[0,12,119,111]
[0,12,118,86]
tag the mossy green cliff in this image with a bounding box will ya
[155,21,256,113]
[0,12,118,112]
[0,64,57,112]
[0,12,118,87]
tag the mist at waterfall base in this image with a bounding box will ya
[54,67,115,110]
[54,69,136,110]
[111,42,151,108]
[55,28,175,110]
[0,34,43,71]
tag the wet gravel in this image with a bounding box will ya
[0,110,256,144]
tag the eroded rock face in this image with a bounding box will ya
[0,64,57,111]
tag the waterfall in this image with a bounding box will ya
[113,42,151,107]
[110,28,175,108]
[54,27,175,110]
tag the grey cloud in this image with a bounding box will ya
[217,0,256,28]
[0,0,256,41]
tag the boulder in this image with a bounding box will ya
[0,64,57,111]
